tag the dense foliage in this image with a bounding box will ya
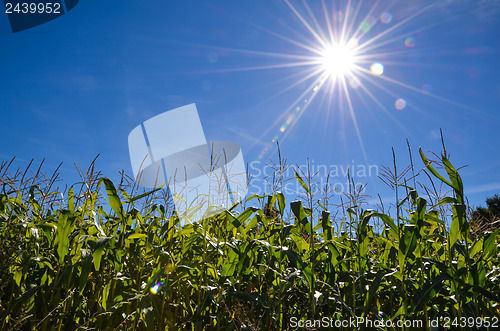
[1,149,499,330]
[471,195,500,234]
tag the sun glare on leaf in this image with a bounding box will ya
[320,40,358,78]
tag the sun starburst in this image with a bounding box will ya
[319,38,359,79]
[251,0,445,160]
[184,0,472,160]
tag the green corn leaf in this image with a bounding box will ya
[68,186,75,213]
[413,272,450,312]
[442,156,464,204]
[130,186,163,203]
[469,238,484,258]
[483,227,500,260]
[432,196,456,209]
[98,177,125,219]
[55,210,73,265]
[450,204,466,247]
[419,148,453,188]
[294,169,310,193]
[221,249,239,277]
[93,237,111,271]
[290,228,309,253]
[93,247,105,271]
[79,249,92,292]
[468,260,486,287]
[373,212,398,239]
[237,207,259,223]
[13,269,22,286]
[128,233,148,240]
[470,284,500,304]
[398,224,418,267]
[321,211,332,241]
[363,272,387,316]
[101,280,112,311]
[290,200,308,223]
[277,192,285,216]
[412,197,427,226]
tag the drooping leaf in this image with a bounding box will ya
[363,272,387,316]
[483,227,500,260]
[413,272,450,312]
[277,192,285,216]
[290,200,308,224]
[98,177,125,219]
[450,203,466,247]
[93,237,111,271]
[442,156,464,204]
[419,148,453,188]
[294,169,310,194]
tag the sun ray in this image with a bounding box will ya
[246,69,328,149]
[180,61,320,75]
[339,75,369,163]
[354,20,442,55]
[354,78,409,134]
[355,4,435,53]
[256,1,444,160]
[262,73,330,158]
[338,0,352,44]
[356,66,480,114]
[247,67,327,110]
[279,72,329,126]
[187,1,482,162]
[255,70,328,145]
[302,0,329,44]
[321,0,335,45]
[347,0,382,42]
[204,7,325,55]
[346,0,366,41]
[284,0,328,48]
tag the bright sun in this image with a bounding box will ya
[251,1,449,160]
[320,39,358,78]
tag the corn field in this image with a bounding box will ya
[1,147,499,330]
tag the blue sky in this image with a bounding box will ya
[1,0,499,210]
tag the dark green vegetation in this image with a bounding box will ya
[1,147,499,330]
[471,195,500,235]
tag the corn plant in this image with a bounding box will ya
[0,147,499,330]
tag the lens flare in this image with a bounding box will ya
[150,281,164,295]
[246,0,457,160]
[360,16,377,33]
[349,77,361,89]
[395,98,407,110]
[405,37,416,48]
[381,12,392,24]
[370,63,384,76]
